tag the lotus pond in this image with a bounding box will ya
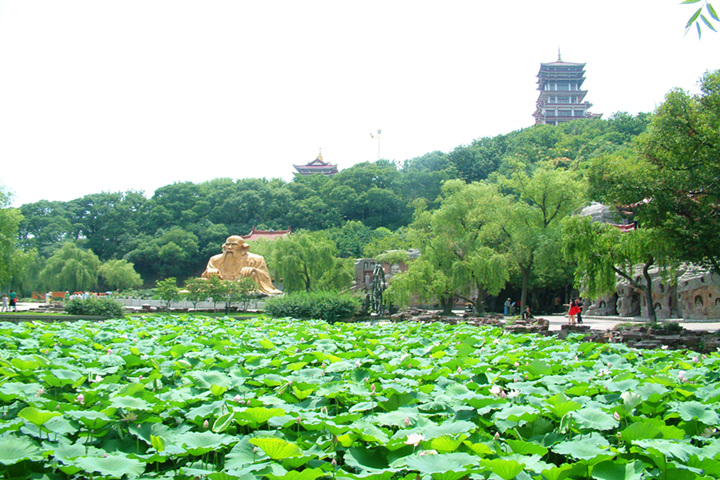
[1,316,720,480]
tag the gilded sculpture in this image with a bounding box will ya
[201,236,282,295]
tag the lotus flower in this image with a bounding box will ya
[233,394,242,402]
[405,433,425,446]
[76,393,85,404]
[614,411,621,421]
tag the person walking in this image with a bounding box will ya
[8,291,17,312]
[567,298,580,325]
[1,294,8,312]
[503,298,512,316]
[576,297,584,324]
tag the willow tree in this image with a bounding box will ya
[495,163,587,310]
[253,231,352,293]
[386,180,511,315]
[40,242,100,292]
[562,215,673,323]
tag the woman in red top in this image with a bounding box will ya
[567,298,581,325]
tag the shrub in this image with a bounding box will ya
[264,291,360,322]
[64,297,126,318]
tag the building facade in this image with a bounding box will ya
[533,53,601,125]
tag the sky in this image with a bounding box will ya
[0,1,718,207]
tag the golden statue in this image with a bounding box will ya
[201,236,282,295]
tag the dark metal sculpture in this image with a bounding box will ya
[370,263,386,315]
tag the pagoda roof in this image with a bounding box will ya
[294,153,338,175]
[241,227,292,241]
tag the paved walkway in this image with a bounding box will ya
[5,303,720,333]
[538,313,720,333]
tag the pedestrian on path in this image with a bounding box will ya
[1,294,8,312]
[567,298,580,325]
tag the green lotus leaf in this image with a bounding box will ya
[188,371,232,388]
[47,368,84,385]
[266,467,325,480]
[344,447,393,472]
[74,454,145,478]
[178,431,236,456]
[429,434,467,453]
[479,458,525,480]
[505,439,548,456]
[248,437,302,459]
[620,420,663,442]
[636,383,668,401]
[591,460,644,480]
[671,401,720,425]
[0,435,42,465]
[64,410,113,427]
[492,404,539,422]
[544,393,581,418]
[403,452,477,475]
[109,395,152,410]
[236,407,286,426]
[18,406,61,426]
[633,439,702,462]
[98,354,126,367]
[552,433,611,461]
[572,408,619,431]
[463,441,494,456]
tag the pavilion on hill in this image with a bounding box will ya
[293,152,338,176]
[241,227,291,241]
[532,52,601,126]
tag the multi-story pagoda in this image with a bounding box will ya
[293,152,338,176]
[532,52,601,126]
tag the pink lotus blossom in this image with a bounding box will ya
[76,393,85,404]
[233,394,241,402]
[456,367,462,374]
[202,419,209,429]
[370,384,376,394]
[614,411,621,421]
[490,385,503,397]
[405,433,425,447]
[36,387,45,396]
[494,432,500,440]
[404,417,411,426]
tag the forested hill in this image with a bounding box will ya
[18,113,648,283]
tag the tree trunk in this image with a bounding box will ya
[439,295,454,315]
[642,258,657,324]
[520,267,530,311]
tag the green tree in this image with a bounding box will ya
[562,216,673,323]
[155,277,180,309]
[588,70,720,272]
[258,231,352,293]
[40,242,100,292]
[220,277,258,313]
[0,187,24,289]
[386,180,512,314]
[202,275,227,312]
[495,163,587,310]
[183,277,208,310]
[98,259,143,291]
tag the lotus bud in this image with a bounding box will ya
[233,394,241,402]
[202,419,209,429]
[253,446,258,454]
[494,432,500,440]
[76,393,85,404]
[331,458,337,467]
[404,417,410,426]
[371,384,376,394]
[296,416,301,424]
[247,399,252,405]
[456,367,461,374]
[614,411,621,421]
[107,349,112,354]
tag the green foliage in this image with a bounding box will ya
[155,277,180,308]
[263,291,359,321]
[39,242,100,292]
[683,0,719,37]
[0,186,25,288]
[1,316,719,478]
[63,296,125,317]
[260,231,352,293]
[98,259,143,290]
